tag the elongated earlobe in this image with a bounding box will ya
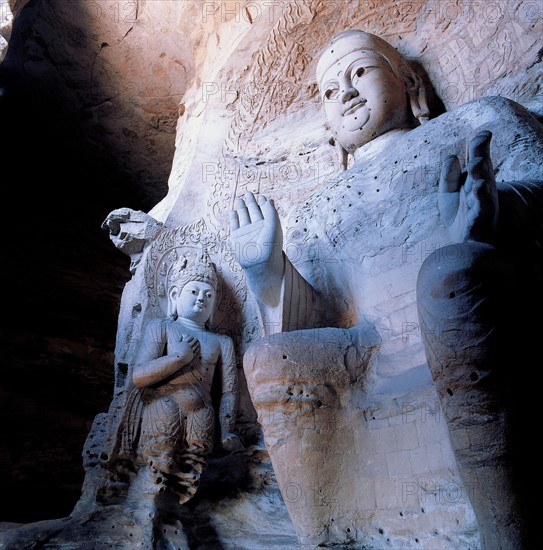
[339,145,349,171]
[329,136,349,171]
[168,286,179,319]
[406,73,430,124]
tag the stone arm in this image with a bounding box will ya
[419,130,542,549]
[217,335,243,451]
[230,192,318,335]
[132,319,198,389]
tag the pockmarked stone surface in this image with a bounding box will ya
[231,29,542,550]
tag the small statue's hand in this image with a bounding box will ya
[438,130,498,244]
[170,334,200,363]
[221,431,243,452]
[229,192,283,271]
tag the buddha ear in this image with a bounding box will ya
[168,285,179,319]
[205,288,218,329]
[339,145,349,171]
[329,136,349,171]
[406,72,430,124]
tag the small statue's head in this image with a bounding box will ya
[316,30,429,154]
[168,250,218,324]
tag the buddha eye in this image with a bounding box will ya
[206,292,213,298]
[191,290,198,295]
[324,86,339,100]
[353,66,365,79]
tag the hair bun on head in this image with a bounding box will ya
[169,248,218,292]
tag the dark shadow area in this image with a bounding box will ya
[180,452,256,550]
[0,0,158,523]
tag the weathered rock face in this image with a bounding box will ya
[0,0,193,523]
[1,0,542,548]
[0,0,205,524]
[2,0,199,205]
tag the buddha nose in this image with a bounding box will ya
[339,75,358,104]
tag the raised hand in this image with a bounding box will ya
[229,192,284,270]
[229,192,285,304]
[438,130,498,244]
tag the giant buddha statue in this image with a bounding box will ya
[231,30,542,549]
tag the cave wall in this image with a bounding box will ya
[1,0,542,529]
[0,0,197,521]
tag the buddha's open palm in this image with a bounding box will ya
[229,192,283,271]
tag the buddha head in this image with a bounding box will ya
[168,250,219,324]
[316,30,429,154]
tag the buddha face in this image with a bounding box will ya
[318,38,417,153]
[171,280,216,324]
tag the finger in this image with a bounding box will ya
[467,157,491,188]
[468,132,493,184]
[257,194,268,207]
[229,210,240,231]
[234,197,251,226]
[472,178,485,195]
[261,197,278,220]
[246,192,264,222]
[439,155,462,193]
[467,130,492,163]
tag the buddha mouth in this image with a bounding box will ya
[343,100,366,116]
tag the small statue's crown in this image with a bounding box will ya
[170,248,218,291]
